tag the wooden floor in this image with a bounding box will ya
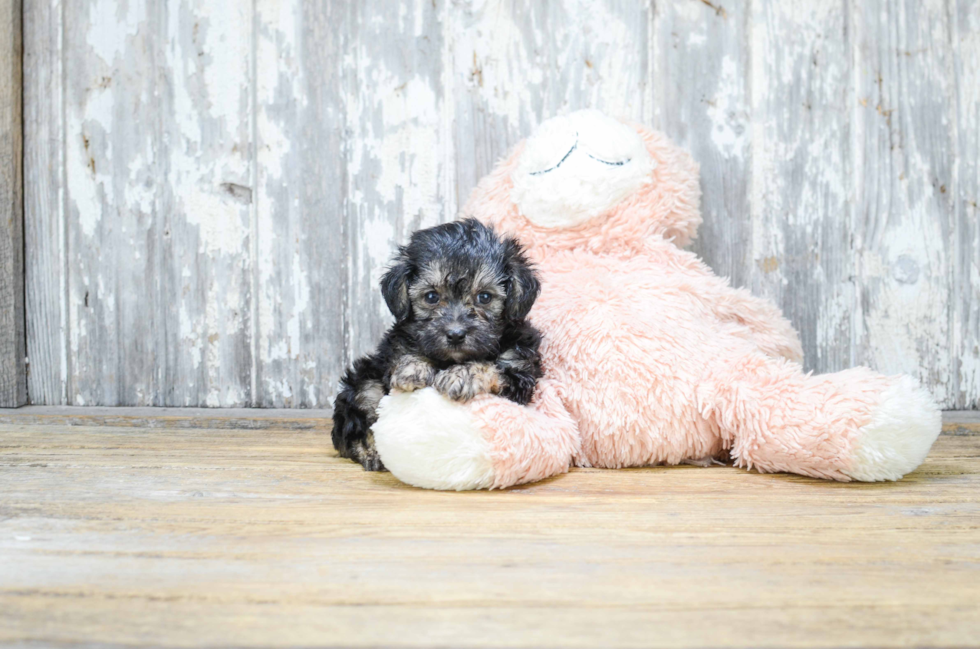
[1,408,978,649]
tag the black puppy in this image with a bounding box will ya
[332,219,543,471]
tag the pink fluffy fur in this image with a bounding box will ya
[372,113,941,490]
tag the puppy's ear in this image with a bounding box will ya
[381,255,413,322]
[503,239,540,321]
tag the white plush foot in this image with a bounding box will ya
[844,375,943,482]
[372,387,495,491]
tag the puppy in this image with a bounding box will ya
[332,219,543,471]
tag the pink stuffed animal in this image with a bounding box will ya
[372,110,942,491]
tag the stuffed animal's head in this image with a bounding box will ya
[464,110,702,256]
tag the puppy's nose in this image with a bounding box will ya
[445,327,467,345]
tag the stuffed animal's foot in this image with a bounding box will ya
[373,387,495,490]
[842,375,942,482]
[372,380,580,490]
[703,356,942,482]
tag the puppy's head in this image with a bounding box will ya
[381,219,539,363]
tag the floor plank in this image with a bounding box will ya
[0,413,977,648]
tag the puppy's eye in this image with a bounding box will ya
[477,292,492,305]
[423,290,440,305]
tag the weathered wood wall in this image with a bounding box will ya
[1,0,25,408]
[21,0,980,409]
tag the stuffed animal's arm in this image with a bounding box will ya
[373,377,580,490]
[635,241,803,362]
[696,274,803,363]
[712,284,803,362]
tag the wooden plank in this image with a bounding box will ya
[158,0,254,406]
[1,602,978,649]
[343,0,453,362]
[0,0,25,408]
[0,405,332,430]
[851,0,956,406]
[62,0,156,406]
[449,0,653,204]
[0,405,972,432]
[251,0,348,407]
[63,0,254,406]
[943,410,980,435]
[23,0,67,405]
[653,0,752,288]
[748,0,854,373]
[953,0,980,409]
[0,418,977,647]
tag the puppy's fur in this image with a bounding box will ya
[332,219,543,471]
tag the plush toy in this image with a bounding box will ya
[372,110,942,491]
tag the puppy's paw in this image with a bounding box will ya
[390,356,436,393]
[360,450,387,472]
[351,437,387,472]
[434,362,501,402]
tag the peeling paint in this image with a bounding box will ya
[26,0,980,408]
[85,0,141,66]
[181,190,248,256]
[706,57,747,159]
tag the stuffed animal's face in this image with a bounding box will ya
[464,109,701,253]
[510,110,657,229]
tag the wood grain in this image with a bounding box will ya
[159,0,255,407]
[56,0,256,407]
[62,0,155,406]
[344,0,453,363]
[251,0,348,408]
[23,0,66,406]
[0,0,25,408]
[748,0,854,374]
[653,0,752,289]
[851,0,957,407]
[0,411,977,647]
[0,405,333,430]
[21,0,980,408]
[952,0,980,408]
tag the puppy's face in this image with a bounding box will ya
[381,219,539,364]
[406,259,507,363]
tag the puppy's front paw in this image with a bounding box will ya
[351,437,387,472]
[390,356,436,393]
[434,362,501,402]
[360,449,387,472]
